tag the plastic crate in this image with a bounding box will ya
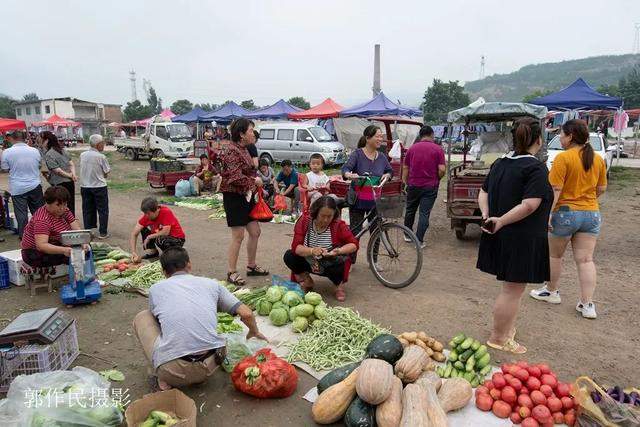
[0,321,79,392]
[0,257,9,289]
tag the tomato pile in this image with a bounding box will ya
[475,361,577,426]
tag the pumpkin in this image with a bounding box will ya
[356,359,394,404]
[400,384,429,427]
[376,376,403,427]
[312,368,359,424]
[416,370,442,392]
[394,345,429,383]
[438,377,473,412]
[317,361,361,394]
[344,396,376,427]
[365,334,404,365]
[423,378,449,427]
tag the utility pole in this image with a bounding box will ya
[372,44,381,97]
[479,55,486,79]
[142,78,152,101]
[634,23,640,54]
[129,70,138,102]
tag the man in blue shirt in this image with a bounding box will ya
[1,131,44,237]
[275,159,300,213]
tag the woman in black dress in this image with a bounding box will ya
[477,117,553,354]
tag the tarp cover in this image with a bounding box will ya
[333,117,423,150]
[340,92,421,117]
[245,99,302,120]
[288,98,343,119]
[31,114,81,127]
[448,99,548,123]
[172,107,207,123]
[530,78,623,110]
[0,118,26,132]
[198,101,251,123]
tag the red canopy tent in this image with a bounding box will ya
[32,114,81,127]
[288,98,344,119]
[0,118,26,133]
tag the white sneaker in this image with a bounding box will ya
[403,234,412,243]
[419,242,426,249]
[578,302,597,319]
[529,285,561,304]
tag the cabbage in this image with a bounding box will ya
[277,285,288,294]
[314,304,327,320]
[269,308,289,326]
[296,303,315,317]
[292,316,308,333]
[289,306,299,321]
[304,292,323,306]
[271,301,287,311]
[266,287,283,303]
[282,291,303,307]
[256,300,272,316]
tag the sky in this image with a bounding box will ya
[1,0,639,109]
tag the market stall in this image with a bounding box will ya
[339,92,421,118]
[198,101,251,124]
[31,114,82,146]
[0,118,26,133]
[288,98,344,120]
[245,99,303,120]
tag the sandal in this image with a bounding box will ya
[335,288,346,302]
[246,265,269,276]
[486,338,527,355]
[227,272,246,287]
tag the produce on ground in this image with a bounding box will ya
[394,345,431,383]
[437,377,473,412]
[365,334,404,365]
[344,396,376,427]
[160,196,223,211]
[255,285,322,333]
[375,376,403,427]
[317,362,361,395]
[217,312,242,334]
[138,410,179,426]
[573,376,640,426]
[286,307,388,370]
[592,385,640,406]
[128,261,164,289]
[231,349,298,398]
[356,358,394,405]
[438,332,492,387]
[400,383,430,427]
[397,331,445,362]
[475,360,578,426]
[312,368,359,424]
[99,369,125,382]
[233,286,268,310]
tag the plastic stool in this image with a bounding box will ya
[21,263,54,296]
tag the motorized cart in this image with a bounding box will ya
[445,101,548,239]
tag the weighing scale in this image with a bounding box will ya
[59,230,102,306]
[0,308,73,346]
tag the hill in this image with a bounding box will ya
[464,54,640,101]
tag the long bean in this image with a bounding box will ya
[286,307,388,371]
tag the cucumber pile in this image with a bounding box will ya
[436,332,491,387]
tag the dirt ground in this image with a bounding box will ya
[1,150,639,426]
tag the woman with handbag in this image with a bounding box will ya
[219,118,269,287]
[284,196,358,301]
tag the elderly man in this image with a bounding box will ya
[1,130,44,237]
[80,134,110,239]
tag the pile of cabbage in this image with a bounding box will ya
[256,286,327,333]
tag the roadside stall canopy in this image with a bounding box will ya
[245,99,302,120]
[198,102,251,123]
[530,78,623,110]
[172,107,207,123]
[32,114,81,127]
[134,108,176,126]
[340,92,421,117]
[0,118,26,132]
[288,98,343,120]
[447,99,548,123]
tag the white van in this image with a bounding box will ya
[255,123,346,166]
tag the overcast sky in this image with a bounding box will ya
[1,0,638,108]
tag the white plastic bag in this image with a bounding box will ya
[221,334,268,373]
[389,140,402,159]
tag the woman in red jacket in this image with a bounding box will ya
[284,196,358,301]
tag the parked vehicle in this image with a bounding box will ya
[546,132,613,178]
[114,121,194,160]
[255,123,346,166]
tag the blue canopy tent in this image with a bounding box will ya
[245,99,302,120]
[198,102,251,123]
[530,78,623,110]
[171,107,207,123]
[340,92,422,117]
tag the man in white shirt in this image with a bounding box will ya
[80,134,111,239]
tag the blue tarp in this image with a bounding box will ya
[530,78,623,110]
[340,92,422,117]
[171,107,207,123]
[245,99,302,120]
[198,102,251,123]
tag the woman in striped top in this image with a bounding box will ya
[284,196,359,301]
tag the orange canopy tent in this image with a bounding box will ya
[32,114,81,127]
[0,118,26,133]
[288,98,344,119]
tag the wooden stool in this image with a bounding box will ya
[21,263,54,296]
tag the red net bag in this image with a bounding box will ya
[231,349,298,398]
[249,191,274,222]
[273,194,288,212]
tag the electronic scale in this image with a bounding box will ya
[0,308,73,346]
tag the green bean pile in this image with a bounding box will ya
[286,307,388,371]
[128,261,165,289]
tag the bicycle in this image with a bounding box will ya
[347,174,423,288]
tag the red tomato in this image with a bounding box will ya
[511,411,523,424]
[475,385,489,398]
[501,363,512,373]
[522,417,540,427]
[520,386,530,395]
[515,368,530,382]
[530,390,547,406]
[527,376,542,391]
[492,373,507,389]
[504,373,514,382]
[541,421,554,427]
[519,405,532,418]
[556,382,571,398]
[118,264,128,272]
[537,363,551,375]
[508,365,521,376]
[489,388,502,401]
[518,394,534,408]
[547,396,563,413]
[476,393,493,411]
[552,412,565,424]
[484,380,495,390]
[532,405,552,424]
[540,374,558,389]
[516,360,529,369]
[539,384,553,397]
[502,386,517,405]
[492,400,512,419]
[564,409,576,426]
[508,377,523,393]
[527,366,542,379]
[561,396,574,410]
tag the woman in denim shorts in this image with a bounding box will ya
[529,120,608,319]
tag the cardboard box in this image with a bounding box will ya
[125,389,197,427]
[0,249,68,286]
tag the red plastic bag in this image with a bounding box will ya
[249,191,274,222]
[231,348,298,398]
[273,194,288,212]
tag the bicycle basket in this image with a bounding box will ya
[375,193,405,219]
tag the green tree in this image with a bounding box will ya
[0,94,16,118]
[596,84,620,97]
[240,99,258,110]
[287,96,310,110]
[421,79,470,123]
[147,86,161,114]
[122,100,152,122]
[170,99,193,116]
[22,92,39,102]
[619,66,640,108]
[522,89,553,103]
[194,103,217,112]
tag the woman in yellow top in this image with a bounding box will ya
[529,119,607,319]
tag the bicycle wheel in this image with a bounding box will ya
[366,222,423,288]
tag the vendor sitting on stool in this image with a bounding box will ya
[284,196,358,302]
[130,197,186,262]
[133,247,267,390]
[21,186,81,268]
[192,154,221,194]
